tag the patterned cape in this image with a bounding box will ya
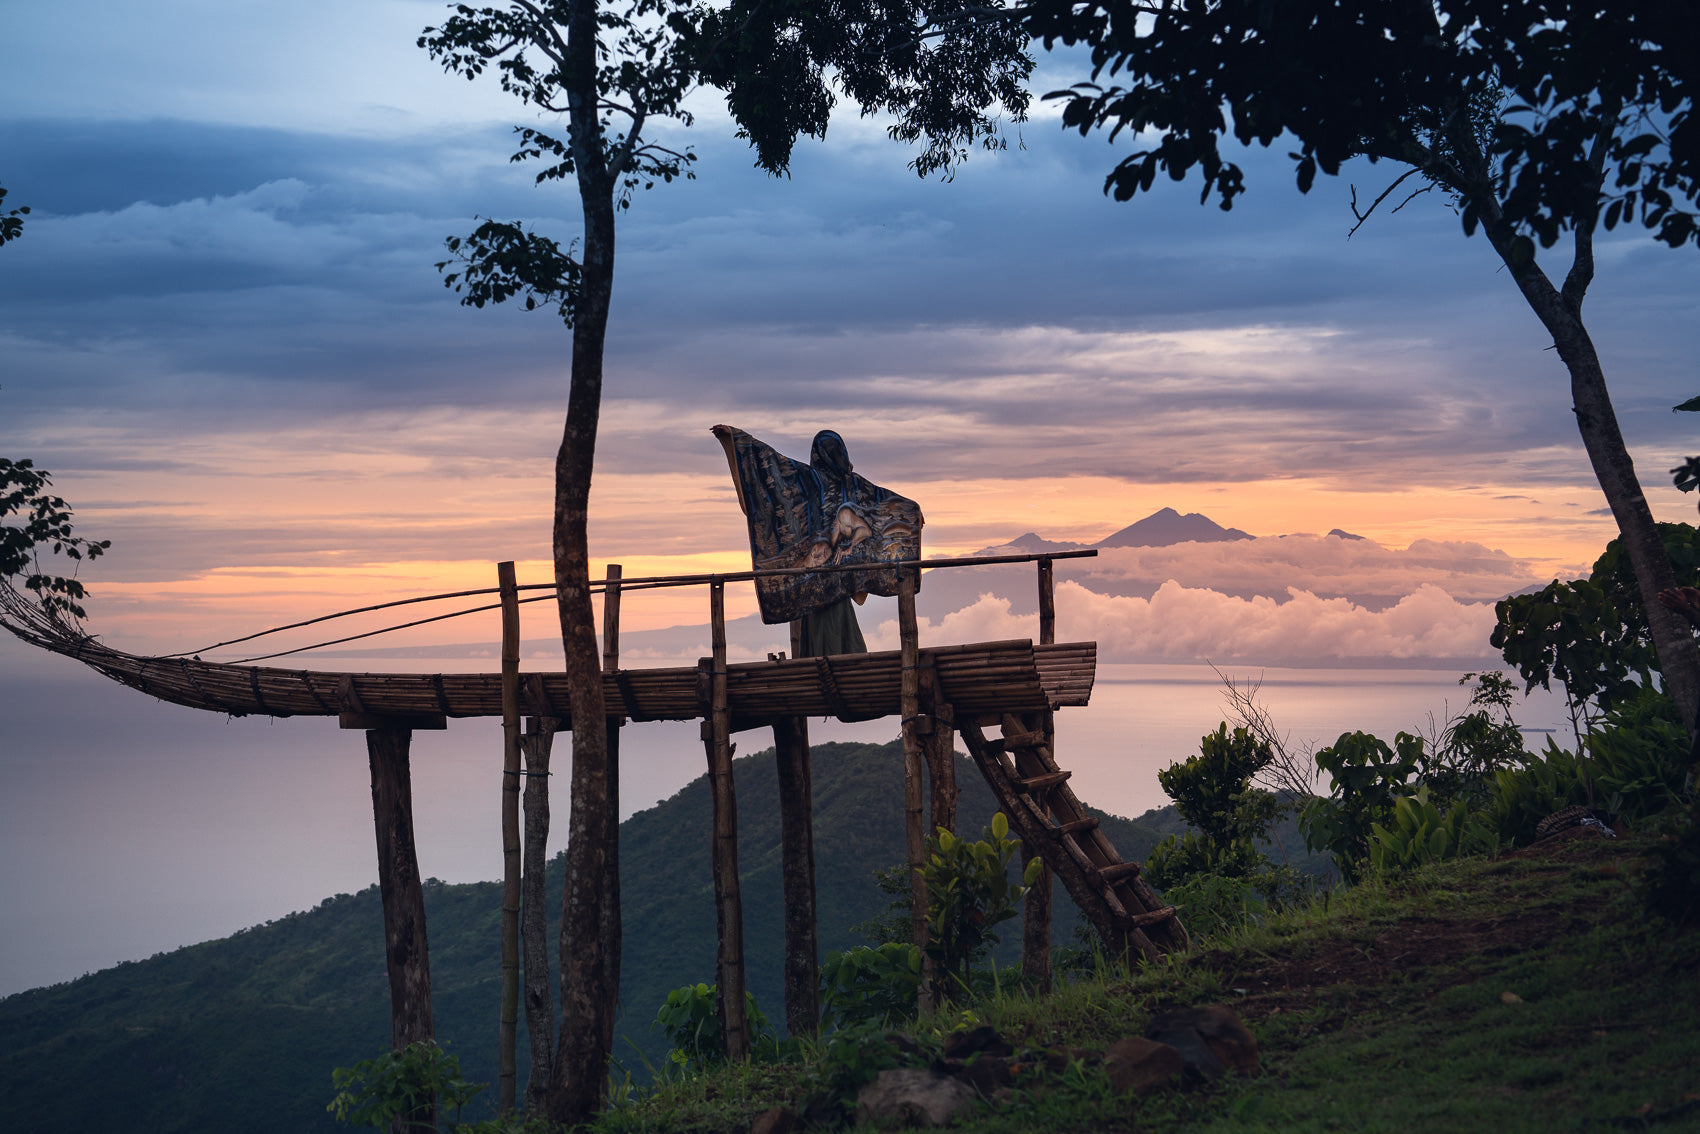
[712,425,923,625]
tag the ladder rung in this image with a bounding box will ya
[1097,861,1142,884]
[1124,906,1176,928]
[1000,729,1048,751]
[1054,816,1099,836]
[1017,770,1071,793]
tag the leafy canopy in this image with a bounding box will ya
[692,0,1035,178]
[1028,0,1700,253]
[419,0,700,323]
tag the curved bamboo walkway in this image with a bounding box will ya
[41,633,1094,727]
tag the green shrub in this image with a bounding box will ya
[1143,829,1265,891]
[818,942,922,1031]
[651,983,778,1071]
[920,813,1041,1003]
[1300,730,1423,880]
[1366,786,1496,873]
[1156,873,1269,939]
[328,1041,484,1131]
[1586,689,1688,820]
[1479,737,1586,846]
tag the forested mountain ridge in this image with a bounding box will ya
[0,739,1174,1133]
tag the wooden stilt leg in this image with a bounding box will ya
[365,723,435,1133]
[600,566,624,1058]
[704,578,748,1060]
[775,618,818,1038]
[497,562,522,1114]
[519,714,556,1111]
[898,568,932,1012]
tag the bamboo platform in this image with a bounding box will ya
[41,633,1094,727]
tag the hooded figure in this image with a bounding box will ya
[712,425,923,642]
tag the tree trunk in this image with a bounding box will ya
[546,5,618,1106]
[546,320,614,1123]
[366,725,435,1134]
[773,712,818,1038]
[520,715,556,1111]
[1481,221,1700,742]
[542,0,625,1118]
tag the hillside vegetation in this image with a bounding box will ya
[606,834,1700,1133]
[0,739,1172,1132]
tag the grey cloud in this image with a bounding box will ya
[3,116,1696,503]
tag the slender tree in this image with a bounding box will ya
[1019,0,1700,738]
[421,1,697,1120]
[420,0,1033,1121]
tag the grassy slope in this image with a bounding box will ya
[609,834,1700,1134]
[0,738,1169,1133]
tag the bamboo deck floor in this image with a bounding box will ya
[47,635,1095,727]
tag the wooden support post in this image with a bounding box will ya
[774,618,818,1038]
[1038,556,1056,646]
[704,578,749,1060]
[497,562,522,1114]
[519,713,557,1111]
[363,723,436,1132]
[600,565,623,1056]
[898,566,931,1010]
[920,662,957,837]
[1021,707,1056,992]
[1023,558,1058,992]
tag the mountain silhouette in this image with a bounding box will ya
[1093,508,1254,549]
[976,509,1253,556]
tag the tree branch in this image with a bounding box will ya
[1562,103,1620,313]
[1347,167,1426,238]
[511,0,571,70]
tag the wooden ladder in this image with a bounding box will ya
[959,710,1188,962]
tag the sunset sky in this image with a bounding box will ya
[1,0,1697,993]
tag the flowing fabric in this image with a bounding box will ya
[712,425,923,626]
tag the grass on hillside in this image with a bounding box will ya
[595,834,1700,1134]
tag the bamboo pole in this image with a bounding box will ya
[1025,561,1057,990]
[365,724,436,1131]
[519,713,556,1111]
[898,567,931,1010]
[1038,557,1056,647]
[497,562,521,1113]
[921,662,957,836]
[600,564,623,1057]
[1021,710,1056,994]
[775,619,817,1038]
[704,578,748,1060]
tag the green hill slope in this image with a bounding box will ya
[0,738,1169,1133]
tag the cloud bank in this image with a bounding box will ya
[870,581,1500,665]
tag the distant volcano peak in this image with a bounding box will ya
[971,510,1254,556]
[1094,508,1254,549]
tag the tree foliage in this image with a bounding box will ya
[1494,524,1699,734]
[1030,0,1699,250]
[0,457,110,624]
[420,0,700,323]
[692,0,1035,178]
[0,184,27,247]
